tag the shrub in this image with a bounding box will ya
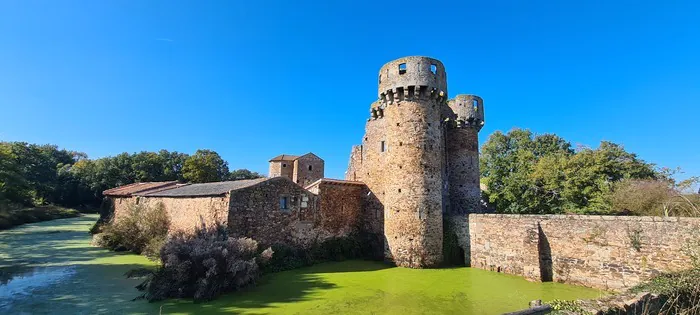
[683,231,700,270]
[631,268,700,314]
[261,232,383,274]
[139,224,271,302]
[96,202,169,257]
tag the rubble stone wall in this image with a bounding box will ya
[293,154,325,187]
[228,178,318,247]
[112,195,229,233]
[469,214,700,290]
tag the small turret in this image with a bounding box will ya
[447,94,485,131]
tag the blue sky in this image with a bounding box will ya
[1,1,698,181]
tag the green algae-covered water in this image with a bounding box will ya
[0,215,604,314]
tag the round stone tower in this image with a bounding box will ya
[375,56,447,268]
[446,95,485,215]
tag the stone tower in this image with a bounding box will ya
[346,56,485,268]
[445,95,485,215]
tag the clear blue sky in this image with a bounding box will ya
[1,1,698,181]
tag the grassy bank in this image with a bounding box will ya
[0,206,80,230]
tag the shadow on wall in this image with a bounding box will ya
[538,223,553,282]
[363,189,386,262]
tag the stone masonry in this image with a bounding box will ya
[469,214,700,290]
[269,153,325,187]
[346,56,485,267]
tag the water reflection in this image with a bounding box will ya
[0,266,76,309]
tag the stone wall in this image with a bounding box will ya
[293,154,324,186]
[383,95,445,268]
[228,177,317,246]
[269,161,294,179]
[315,181,366,236]
[469,214,700,290]
[111,195,229,233]
[143,196,229,232]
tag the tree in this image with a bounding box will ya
[0,143,31,205]
[228,169,264,181]
[480,129,573,214]
[182,150,229,183]
[480,128,659,214]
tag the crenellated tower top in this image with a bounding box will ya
[447,94,485,131]
[377,56,448,105]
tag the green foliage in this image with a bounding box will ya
[96,202,170,258]
[0,206,80,230]
[480,128,659,214]
[138,224,267,302]
[261,232,383,274]
[228,169,264,180]
[682,230,700,269]
[182,149,230,183]
[549,299,590,314]
[631,268,700,313]
[0,141,260,225]
[442,219,465,266]
[627,226,644,252]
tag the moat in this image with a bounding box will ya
[0,216,603,314]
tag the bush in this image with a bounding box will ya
[95,202,169,257]
[261,232,383,274]
[630,268,700,314]
[138,224,271,302]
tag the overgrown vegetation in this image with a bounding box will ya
[630,268,700,314]
[137,224,272,302]
[261,232,383,273]
[549,299,589,314]
[0,205,80,230]
[480,128,699,215]
[442,219,466,266]
[93,202,170,259]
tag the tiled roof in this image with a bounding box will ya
[269,154,299,162]
[145,178,270,197]
[103,181,179,197]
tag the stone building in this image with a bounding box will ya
[346,56,485,268]
[268,153,325,186]
[104,175,372,248]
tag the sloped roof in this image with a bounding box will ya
[103,181,179,197]
[145,178,269,197]
[269,154,299,162]
[305,178,366,190]
[297,152,324,161]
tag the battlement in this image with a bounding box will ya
[378,56,447,100]
[370,86,446,119]
[447,94,485,130]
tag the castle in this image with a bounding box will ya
[346,56,486,267]
[104,56,700,291]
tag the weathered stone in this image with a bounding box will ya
[345,56,486,268]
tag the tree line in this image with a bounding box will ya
[0,142,263,208]
[480,129,699,216]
